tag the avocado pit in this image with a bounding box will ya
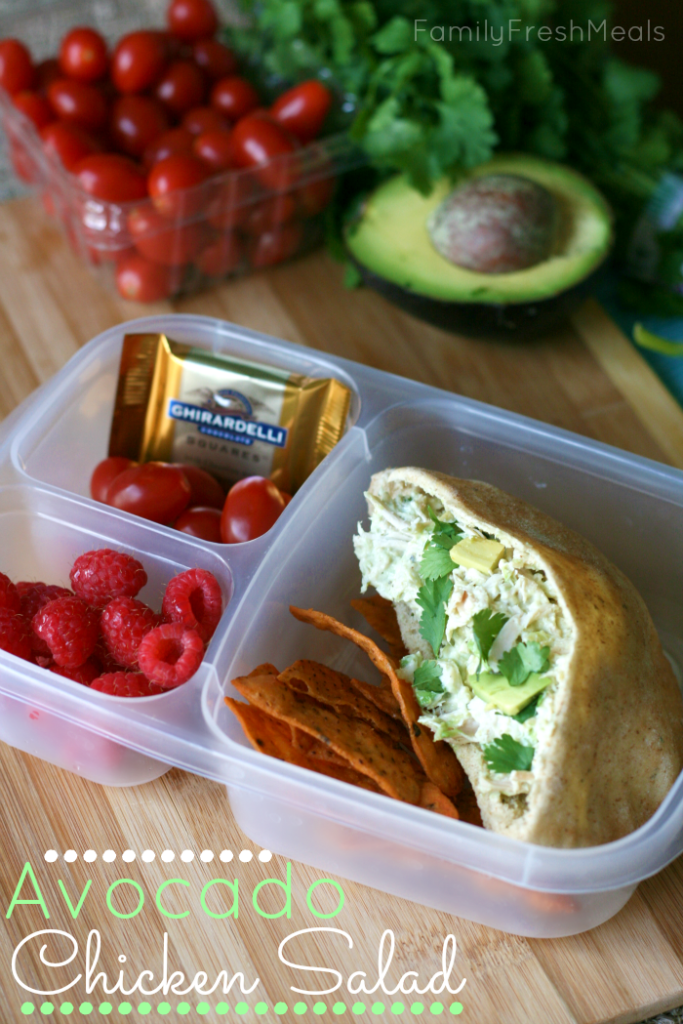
[427,173,558,274]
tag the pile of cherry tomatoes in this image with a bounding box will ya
[91,456,290,543]
[0,0,334,301]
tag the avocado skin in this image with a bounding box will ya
[351,257,608,341]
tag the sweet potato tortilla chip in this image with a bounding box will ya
[351,594,408,662]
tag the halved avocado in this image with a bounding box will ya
[345,154,613,340]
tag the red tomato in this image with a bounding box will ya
[110,95,170,159]
[35,58,61,92]
[112,32,168,94]
[0,39,34,95]
[175,464,224,507]
[75,153,148,202]
[12,91,54,130]
[210,77,259,122]
[9,137,37,183]
[155,60,207,116]
[106,462,191,522]
[244,193,297,234]
[168,0,219,42]
[182,105,228,135]
[193,128,236,172]
[248,221,303,269]
[220,476,286,542]
[148,153,209,218]
[270,80,332,144]
[47,79,108,131]
[41,120,100,171]
[297,173,335,217]
[115,252,181,302]
[206,174,255,231]
[128,205,206,266]
[192,38,237,80]
[90,456,138,502]
[230,114,298,191]
[142,126,194,170]
[174,506,222,542]
[279,490,292,506]
[59,27,108,83]
[196,231,242,276]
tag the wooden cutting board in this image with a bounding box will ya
[2,196,683,1024]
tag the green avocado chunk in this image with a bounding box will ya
[468,671,553,717]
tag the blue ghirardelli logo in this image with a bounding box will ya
[168,399,287,448]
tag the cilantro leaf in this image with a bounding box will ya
[427,507,462,542]
[412,660,445,708]
[416,576,453,657]
[512,694,542,724]
[498,642,551,687]
[471,609,508,667]
[420,512,463,580]
[483,735,535,775]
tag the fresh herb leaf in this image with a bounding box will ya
[498,642,551,687]
[471,609,508,668]
[416,576,453,657]
[413,660,445,708]
[427,507,461,541]
[512,694,542,724]
[483,734,535,774]
[420,512,463,580]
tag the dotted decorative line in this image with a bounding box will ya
[20,1002,464,1016]
[43,850,273,864]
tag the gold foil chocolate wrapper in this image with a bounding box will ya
[109,334,351,493]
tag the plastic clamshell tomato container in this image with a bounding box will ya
[2,313,683,939]
[0,0,363,300]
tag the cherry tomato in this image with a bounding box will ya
[142,126,194,170]
[115,252,181,302]
[90,456,138,502]
[59,27,108,83]
[174,506,222,542]
[110,94,170,159]
[47,78,108,131]
[12,91,54,130]
[175,464,224,507]
[220,476,286,542]
[155,60,207,116]
[0,39,34,95]
[9,137,37,183]
[206,174,255,231]
[280,490,292,506]
[75,153,148,202]
[41,120,100,171]
[128,205,206,266]
[244,193,297,234]
[193,128,236,172]
[230,114,298,191]
[248,221,303,269]
[182,105,228,135]
[192,38,237,80]
[210,77,259,122]
[297,173,335,217]
[106,462,191,522]
[112,31,168,94]
[148,153,209,218]
[35,58,61,92]
[196,231,242,276]
[270,80,332,144]
[168,0,219,42]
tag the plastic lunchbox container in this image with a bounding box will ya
[0,0,362,300]
[1,312,683,939]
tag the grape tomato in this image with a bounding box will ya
[174,505,222,542]
[220,476,287,543]
[106,461,191,523]
[90,456,138,502]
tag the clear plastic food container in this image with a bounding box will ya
[1,312,683,939]
[0,0,363,299]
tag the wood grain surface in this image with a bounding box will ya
[1,196,683,1024]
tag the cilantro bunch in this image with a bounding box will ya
[231,0,683,238]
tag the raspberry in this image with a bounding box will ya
[100,597,162,669]
[51,657,102,686]
[0,607,33,661]
[161,568,222,643]
[33,596,99,669]
[91,672,165,698]
[70,549,147,607]
[17,582,73,656]
[138,622,204,688]
[0,572,21,613]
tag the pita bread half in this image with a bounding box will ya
[354,467,683,848]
